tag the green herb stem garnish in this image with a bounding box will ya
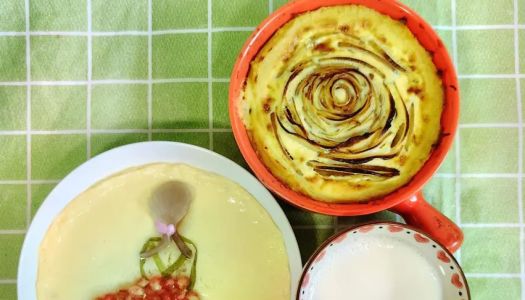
[139,235,198,288]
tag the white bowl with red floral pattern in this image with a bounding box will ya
[297,222,470,300]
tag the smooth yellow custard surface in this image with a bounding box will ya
[37,163,290,300]
[242,5,443,202]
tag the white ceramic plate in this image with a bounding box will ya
[18,141,302,300]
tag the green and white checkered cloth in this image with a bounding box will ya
[0,0,524,299]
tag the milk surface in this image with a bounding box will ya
[306,235,443,300]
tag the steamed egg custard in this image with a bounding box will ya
[242,5,444,202]
[37,163,290,300]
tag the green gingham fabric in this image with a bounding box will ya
[0,0,524,299]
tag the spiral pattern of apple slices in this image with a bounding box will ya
[273,32,415,180]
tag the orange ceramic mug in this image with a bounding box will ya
[229,0,462,252]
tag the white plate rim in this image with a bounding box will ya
[17,141,302,299]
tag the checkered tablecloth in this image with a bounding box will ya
[0,0,524,299]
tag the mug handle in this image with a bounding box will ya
[389,190,463,253]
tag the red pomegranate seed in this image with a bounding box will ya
[176,277,189,290]
[137,278,149,288]
[128,285,144,297]
[149,278,162,291]
[176,289,187,300]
